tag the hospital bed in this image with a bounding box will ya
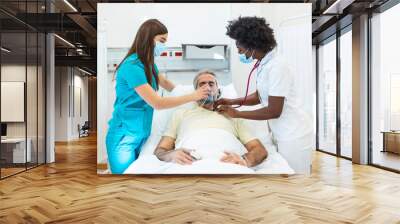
[124,84,294,175]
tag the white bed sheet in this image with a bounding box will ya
[124,153,294,174]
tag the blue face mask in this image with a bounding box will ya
[239,49,254,64]
[154,41,167,57]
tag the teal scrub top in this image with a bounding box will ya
[108,53,158,137]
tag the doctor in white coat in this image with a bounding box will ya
[216,16,313,174]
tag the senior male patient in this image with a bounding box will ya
[154,70,268,168]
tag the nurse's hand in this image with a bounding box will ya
[216,105,239,118]
[220,152,248,167]
[168,149,194,165]
[191,86,209,101]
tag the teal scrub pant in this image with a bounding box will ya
[106,128,148,174]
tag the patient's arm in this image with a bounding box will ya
[220,139,268,167]
[243,139,268,167]
[154,136,193,165]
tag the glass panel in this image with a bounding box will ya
[0,1,46,178]
[1,31,27,177]
[340,29,352,158]
[371,4,400,171]
[318,37,337,154]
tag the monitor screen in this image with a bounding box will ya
[1,123,7,137]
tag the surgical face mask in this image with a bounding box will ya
[154,41,167,57]
[239,49,254,64]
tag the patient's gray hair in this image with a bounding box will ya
[193,70,218,89]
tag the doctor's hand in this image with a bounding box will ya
[191,86,209,101]
[216,105,239,118]
[214,98,235,108]
[220,152,248,167]
[168,149,194,165]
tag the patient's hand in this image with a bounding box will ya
[168,149,194,165]
[220,151,248,167]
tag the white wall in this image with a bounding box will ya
[55,67,69,141]
[97,3,312,164]
[99,3,231,48]
[54,67,89,141]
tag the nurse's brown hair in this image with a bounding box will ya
[116,19,168,89]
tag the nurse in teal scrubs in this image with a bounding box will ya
[106,19,209,174]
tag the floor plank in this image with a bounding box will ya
[1,135,400,224]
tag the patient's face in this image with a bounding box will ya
[197,74,217,91]
[196,74,219,107]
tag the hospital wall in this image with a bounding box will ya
[97,3,313,164]
[98,3,231,48]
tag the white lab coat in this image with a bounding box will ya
[255,49,313,174]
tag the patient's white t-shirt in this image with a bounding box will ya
[163,105,256,145]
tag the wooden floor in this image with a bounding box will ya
[1,163,45,178]
[1,135,400,224]
[1,167,26,178]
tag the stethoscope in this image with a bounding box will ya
[232,60,261,109]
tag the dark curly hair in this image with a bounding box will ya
[226,16,277,53]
